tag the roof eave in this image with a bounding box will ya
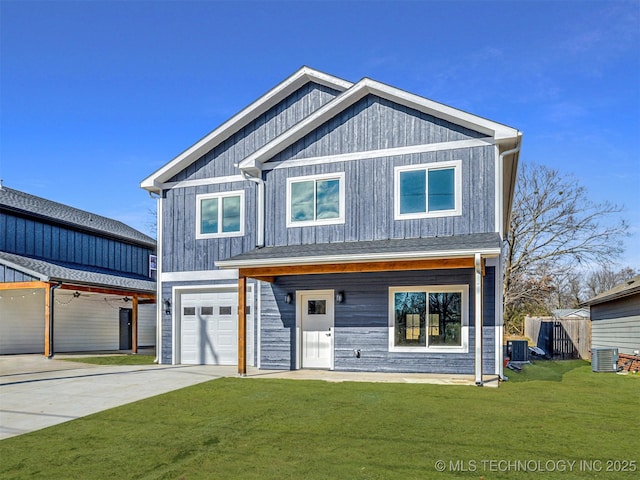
[239,78,521,173]
[216,247,502,270]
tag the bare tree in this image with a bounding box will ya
[504,162,628,331]
[585,265,638,298]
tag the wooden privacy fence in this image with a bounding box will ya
[524,316,591,360]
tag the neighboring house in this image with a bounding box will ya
[141,66,522,383]
[581,275,640,368]
[0,186,157,355]
[552,308,590,320]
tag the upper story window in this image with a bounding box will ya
[196,190,245,239]
[286,172,345,227]
[394,161,462,220]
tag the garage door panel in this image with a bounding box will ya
[180,291,239,366]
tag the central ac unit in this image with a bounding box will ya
[591,347,618,372]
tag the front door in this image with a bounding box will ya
[119,308,132,350]
[299,290,334,369]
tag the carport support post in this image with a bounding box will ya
[132,295,138,354]
[44,283,51,357]
[238,274,247,376]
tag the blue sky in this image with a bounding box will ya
[1,0,638,268]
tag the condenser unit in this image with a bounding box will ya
[591,348,618,373]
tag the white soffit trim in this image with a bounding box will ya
[239,77,520,174]
[264,138,495,171]
[0,259,49,282]
[216,248,501,269]
[140,66,353,192]
[162,175,247,190]
[161,269,239,282]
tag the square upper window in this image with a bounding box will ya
[196,190,245,239]
[389,285,469,353]
[286,172,345,227]
[394,161,462,219]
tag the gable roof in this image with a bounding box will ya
[0,251,156,293]
[581,274,640,307]
[239,77,522,176]
[140,66,352,192]
[0,186,155,248]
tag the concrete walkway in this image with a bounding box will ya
[1,354,499,440]
[0,355,232,440]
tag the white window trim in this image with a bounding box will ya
[195,190,245,239]
[394,160,462,220]
[286,172,346,228]
[388,284,469,353]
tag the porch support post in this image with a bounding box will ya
[132,295,139,354]
[44,283,51,357]
[238,274,247,376]
[474,253,483,386]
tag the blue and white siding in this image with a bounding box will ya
[259,267,496,374]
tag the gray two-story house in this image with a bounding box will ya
[141,67,521,384]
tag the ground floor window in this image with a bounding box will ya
[389,285,469,353]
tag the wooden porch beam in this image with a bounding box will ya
[239,257,475,279]
[57,284,155,299]
[0,281,50,291]
[238,275,247,376]
[132,296,139,354]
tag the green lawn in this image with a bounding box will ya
[60,354,156,366]
[1,361,638,479]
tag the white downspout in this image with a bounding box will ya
[241,171,265,248]
[498,138,521,381]
[149,189,162,364]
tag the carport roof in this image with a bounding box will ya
[216,232,502,269]
[0,251,156,293]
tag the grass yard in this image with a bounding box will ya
[1,361,638,479]
[60,354,156,366]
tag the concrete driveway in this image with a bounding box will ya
[0,355,234,440]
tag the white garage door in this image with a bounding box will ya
[180,291,238,365]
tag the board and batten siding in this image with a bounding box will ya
[270,95,486,164]
[161,82,341,273]
[591,294,640,356]
[264,145,494,246]
[259,268,496,374]
[168,82,341,183]
[0,211,154,277]
[0,263,40,282]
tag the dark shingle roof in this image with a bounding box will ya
[217,233,502,267]
[0,186,155,248]
[0,251,156,293]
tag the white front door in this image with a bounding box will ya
[299,290,334,369]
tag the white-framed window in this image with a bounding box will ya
[196,190,245,239]
[394,160,462,220]
[286,172,345,227]
[388,285,469,353]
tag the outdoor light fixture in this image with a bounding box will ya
[285,293,293,304]
[163,298,172,315]
[336,291,345,303]
[123,297,131,303]
[73,291,81,298]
